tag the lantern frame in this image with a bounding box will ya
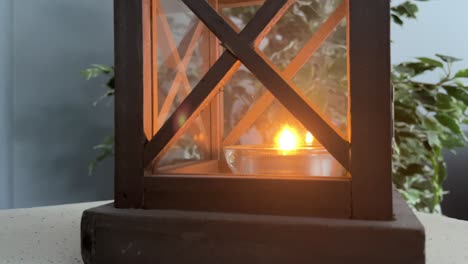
[80,1,425,263]
[115,0,394,220]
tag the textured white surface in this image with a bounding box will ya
[0,201,108,264]
[418,212,468,264]
[0,202,467,264]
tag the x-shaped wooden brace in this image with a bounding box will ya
[153,4,211,152]
[157,13,204,126]
[144,0,350,171]
[223,1,346,146]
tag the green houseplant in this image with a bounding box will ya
[83,0,468,213]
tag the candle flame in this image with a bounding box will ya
[276,125,299,151]
[305,132,314,145]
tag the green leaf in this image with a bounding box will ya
[422,116,440,131]
[417,57,444,68]
[437,160,447,186]
[435,54,462,63]
[435,93,454,110]
[391,14,403,26]
[81,64,114,80]
[400,189,422,205]
[394,65,415,76]
[427,132,441,148]
[88,136,114,175]
[392,52,468,212]
[444,86,468,105]
[441,136,466,149]
[397,62,437,76]
[391,2,419,19]
[81,68,101,80]
[106,76,115,89]
[455,69,468,78]
[435,113,463,134]
[91,64,113,74]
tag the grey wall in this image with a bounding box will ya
[392,0,468,78]
[8,0,115,208]
[0,0,13,209]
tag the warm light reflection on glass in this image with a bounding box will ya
[305,132,314,145]
[276,125,299,152]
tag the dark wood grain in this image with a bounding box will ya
[348,0,393,220]
[81,190,425,264]
[144,175,351,218]
[114,0,145,208]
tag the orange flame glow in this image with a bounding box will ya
[276,125,299,152]
[305,132,314,145]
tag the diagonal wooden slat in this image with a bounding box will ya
[283,2,346,77]
[158,19,202,76]
[144,0,295,167]
[223,2,347,146]
[157,20,204,125]
[154,7,208,149]
[182,0,350,170]
[156,7,199,118]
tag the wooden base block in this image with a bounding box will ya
[81,191,425,264]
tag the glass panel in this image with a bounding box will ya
[249,0,348,137]
[157,113,210,167]
[223,62,346,177]
[151,0,348,176]
[292,19,348,136]
[152,0,218,169]
[220,0,348,176]
[259,0,344,69]
[223,65,266,137]
[156,0,214,126]
[221,4,261,31]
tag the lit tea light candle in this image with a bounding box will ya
[224,125,344,177]
[276,125,299,155]
[305,131,314,145]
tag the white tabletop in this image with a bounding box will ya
[1,201,468,264]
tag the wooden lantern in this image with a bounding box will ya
[116,0,392,219]
[81,0,425,263]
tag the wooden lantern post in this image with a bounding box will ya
[82,0,425,263]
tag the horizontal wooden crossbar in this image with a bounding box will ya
[143,0,294,167]
[144,174,352,218]
[183,0,350,170]
[219,0,265,8]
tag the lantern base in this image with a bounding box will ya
[81,190,425,264]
